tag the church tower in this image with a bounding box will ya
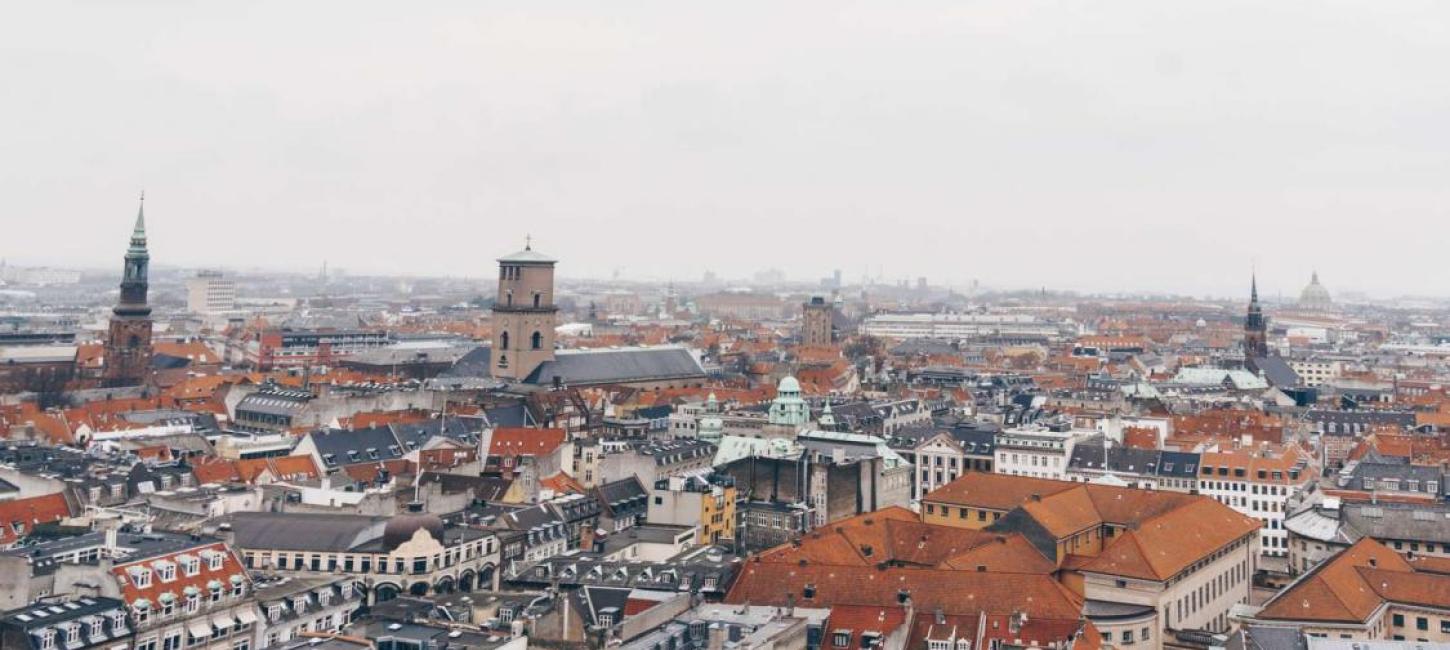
[1243,274,1268,359]
[491,239,557,381]
[801,295,834,347]
[103,195,154,386]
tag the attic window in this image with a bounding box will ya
[834,631,851,648]
[367,448,379,460]
[803,584,817,599]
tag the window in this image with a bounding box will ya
[531,331,543,349]
[1122,630,1134,644]
[834,632,852,648]
[500,332,509,349]
[37,629,56,650]
[1417,617,1429,631]
[1394,614,1405,627]
[156,561,176,582]
[132,567,153,588]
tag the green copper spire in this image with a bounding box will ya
[129,191,147,253]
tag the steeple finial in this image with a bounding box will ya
[133,191,146,236]
[525,234,532,251]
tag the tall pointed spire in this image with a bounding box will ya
[1250,271,1258,304]
[129,191,148,253]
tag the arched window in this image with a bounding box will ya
[505,291,513,307]
[531,331,543,350]
[499,332,509,350]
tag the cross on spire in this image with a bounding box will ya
[525,234,533,251]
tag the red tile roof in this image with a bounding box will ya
[489,428,567,458]
[0,492,72,545]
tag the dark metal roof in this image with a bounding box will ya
[525,347,707,386]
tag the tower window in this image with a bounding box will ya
[531,332,542,350]
[533,293,541,308]
[497,354,508,368]
[506,291,513,307]
[500,332,509,350]
[129,335,141,347]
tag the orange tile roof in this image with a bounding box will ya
[1258,538,1415,623]
[489,428,567,458]
[922,473,1079,512]
[540,472,585,495]
[0,493,72,545]
[1078,498,1260,581]
[153,341,221,364]
[727,563,1084,620]
[754,507,1055,574]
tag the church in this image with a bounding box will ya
[439,242,709,391]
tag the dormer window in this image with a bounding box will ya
[323,454,337,467]
[834,631,851,648]
[367,448,379,460]
[207,551,225,571]
[65,623,81,646]
[108,612,128,635]
[155,561,176,582]
[347,451,359,462]
[36,628,56,650]
[88,617,103,639]
[267,605,282,622]
[130,567,152,589]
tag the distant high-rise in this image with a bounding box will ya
[186,270,237,314]
[491,239,558,381]
[103,195,154,386]
[1243,274,1269,358]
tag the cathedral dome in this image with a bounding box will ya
[1298,272,1333,309]
[383,502,445,550]
[777,376,801,395]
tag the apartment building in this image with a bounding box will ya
[994,428,1081,480]
[1198,444,1316,559]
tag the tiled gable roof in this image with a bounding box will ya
[0,492,72,545]
[1258,538,1412,623]
[489,427,567,457]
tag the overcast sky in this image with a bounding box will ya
[3,1,1448,298]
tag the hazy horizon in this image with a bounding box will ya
[5,2,1448,298]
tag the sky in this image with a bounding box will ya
[3,1,1449,299]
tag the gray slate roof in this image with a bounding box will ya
[224,511,385,552]
[525,347,706,386]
